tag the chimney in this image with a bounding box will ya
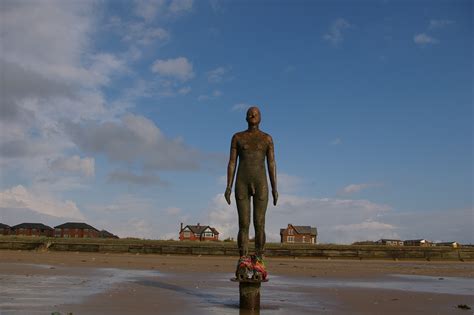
[180,222,183,231]
[197,222,200,227]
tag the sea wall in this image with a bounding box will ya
[0,239,472,261]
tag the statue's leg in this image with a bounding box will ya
[253,194,268,257]
[236,196,251,257]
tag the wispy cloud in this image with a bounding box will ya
[178,86,192,95]
[429,19,455,30]
[133,0,194,22]
[0,185,84,220]
[207,192,392,244]
[64,114,201,171]
[206,66,230,83]
[122,23,170,45]
[231,103,252,111]
[339,183,382,195]
[134,0,166,22]
[169,0,194,14]
[198,90,222,101]
[323,18,352,45]
[49,155,95,177]
[414,33,439,45]
[151,57,195,81]
[331,138,342,145]
[107,170,169,186]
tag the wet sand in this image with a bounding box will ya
[0,250,473,314]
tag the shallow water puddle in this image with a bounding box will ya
[0,263,160,312]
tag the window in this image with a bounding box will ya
[183,231,191,238]
[204,232,213,237]
[302,236,306,243]
[288,229,293,235]
[287,236,294,243]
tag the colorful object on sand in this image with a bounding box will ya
[235,255,267,281]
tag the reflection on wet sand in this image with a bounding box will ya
[0,262,472,315]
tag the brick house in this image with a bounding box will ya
[99,229,119,239]
[0,223,11,235]
[404,239,435,247]
[436,241,460,248]
[280,224,317,244]
[11,223,54,237]
[179,223,219,241]
[54,222,100,238]
[376,239,404,246]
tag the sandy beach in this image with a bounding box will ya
[0,250,473,314]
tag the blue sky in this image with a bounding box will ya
[0,0,472,243]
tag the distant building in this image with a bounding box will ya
[280,224,317,244]
[99,229,119,239]
[404,239,435,247]
[11,223,54,237]
[54,222,100,238]
[0,223,11,235]
[436,241,460,248]
[376,239,404,246]
[179,223,219,241]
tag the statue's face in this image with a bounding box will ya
[246,107,261,126]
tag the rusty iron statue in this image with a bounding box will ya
[225,106,278,281]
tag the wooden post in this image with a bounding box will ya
[232,278,267,311]
[239,281,261,310]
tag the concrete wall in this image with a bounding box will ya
[0,239,473,261]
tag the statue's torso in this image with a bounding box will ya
[233,130,271,199]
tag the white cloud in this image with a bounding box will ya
[323,18,351,45]
[209,0,224,13]
[85,195,188,239]
[107,170,168,186]
[331,138,342,145]
[283,65,296,73]
[0,185,84,220]
[414,33,439,45]
[0,1,124,187]
[123,23,170,45]
[151,57,194,81]
[330,220,399,243]
[382,208,473,244]
[165,207,182,215]
[278,173,304,193]
[340,183,381,195]
[429,19,455,30]
[178,86,192,95]
[232,103,252,111]
[206,191,392,244]
[169,0,194,14]
[198,90,222,101]
[207,66,229,83]
[133,0,166,22]
[65,113,201,171]
[49,155,95,177]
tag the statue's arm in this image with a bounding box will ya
[266,135,278,206]
[225,135,238,205]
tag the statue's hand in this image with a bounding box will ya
[224,187,232,205]
[272,190,278,206]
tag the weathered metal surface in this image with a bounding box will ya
[239,281,261,310]
[231,278,267,311]
[225,107,278,257]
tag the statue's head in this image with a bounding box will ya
[246,106,261,126]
